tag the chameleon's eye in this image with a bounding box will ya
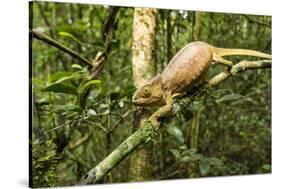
[142,87,151,98]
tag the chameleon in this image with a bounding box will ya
[132,41,272,130]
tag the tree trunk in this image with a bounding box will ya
[194,12,202,41]
[129,8,157,182]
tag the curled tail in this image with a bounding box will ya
[213,47,272,59]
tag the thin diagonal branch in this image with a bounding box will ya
[209,59,271,86]
[32,29,93,68]
[89,6,119,79]
[69,133,92,151]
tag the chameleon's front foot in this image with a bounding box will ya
[148,92,174,132]
[148,116,161,132]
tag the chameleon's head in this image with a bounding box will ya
[132,74,166,107]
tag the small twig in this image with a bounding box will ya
[157,167,189,180]
[45,120,71,133]
[95,123,108,133]
[89,7,119,79]
[69,133,92,150]
[83,119,108,133]
[32,29,93,68]
[109,110,132,133]
[102,7,119,42]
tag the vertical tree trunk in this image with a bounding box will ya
[166,10,172,62]
[194,12,202,41]
[129,8,157,181]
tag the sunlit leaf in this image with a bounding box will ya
[166,126,184,144]
[42,83,78,96]
[199,160,210,176]
[59,31,84,45]
[78,80,102,95]
[49,72,73,83]
[87,109,97,116]
[215,94,244,103]
[71,64,83,70]
[262,164,271,172]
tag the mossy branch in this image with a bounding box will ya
[80,58,271,184]
[79,122,157,184]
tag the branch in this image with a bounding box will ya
[31,29,93,68]
[80,59,271,184]
[68,133,92,151]
[79,122,157,184]
[89,7,119,79]
[209,59,271,86]
[102,7,119,42]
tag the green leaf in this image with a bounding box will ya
[71,64,83,70]
[49,71,73,83]
[49,71,87,84]
[169,149,180,159]
[32,78,45,86]
[166,126,184,144]
[179,145,187,150]
[262,164,271,172]
[199,160,210,176]
[59,31,84,45]
[32,78,46,91]
[181,156,191,162]
[78,80,102,108]
[87,109,97,116]
[42,83,78,96]
[78,80,101,95]
[215,94,244,103]
[206,157,224,166]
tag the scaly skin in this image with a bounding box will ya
[132,41,272,130]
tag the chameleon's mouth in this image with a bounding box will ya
[132,97,150,107]
[132,98,144,106]
[132,96,166,107]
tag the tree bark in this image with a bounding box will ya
[193,12,202,41]
[129,8,157,182]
